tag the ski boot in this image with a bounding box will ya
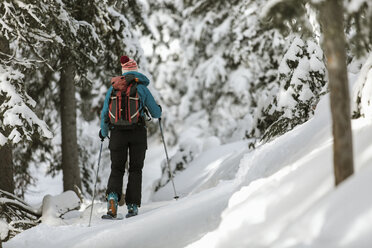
[106,192,119,218]
[126,203,138,218]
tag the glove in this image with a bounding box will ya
[158,105,162,120]
[99,130,105,141]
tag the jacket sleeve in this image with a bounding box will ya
[137,85,162,118]
[100,86,113,137]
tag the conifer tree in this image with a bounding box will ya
[75,0,149,197]
[0,37,14,194]
[0,0,147,196]
[262,0,371,185]
[144,0,329,188]
[0,1,53,193]
[261,36,327,141]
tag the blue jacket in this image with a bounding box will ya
[100,71,162,137]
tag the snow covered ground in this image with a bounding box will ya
[4,68,372,247]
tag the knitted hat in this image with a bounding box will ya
[120,55,138,73]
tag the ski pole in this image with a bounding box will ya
[88,141,103,227]
[158,118,179,200]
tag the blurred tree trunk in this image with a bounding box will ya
[319,0,354,185]
[59,49,82,192]
[0,36,15,194]
[0,145,14,194]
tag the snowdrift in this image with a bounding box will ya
[5,57,372,247]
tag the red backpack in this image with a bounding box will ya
[108,74,143,128]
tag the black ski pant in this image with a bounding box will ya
[106,126,147,206]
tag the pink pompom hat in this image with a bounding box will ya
[120,55,138,73]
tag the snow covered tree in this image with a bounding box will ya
[348,1,372,118]
[0,0,102,194]
[137,0,185,145]
[352,54,372,119]
[0,189,41,242]
[262,0,371,185]
[0,40,15,194]
[146,0,327,188]
[260,36,327,141]
[73,0,149,198]
[344,0,372,58]
[0,1,53,194]
[0,0,149,198]
[146,0,326,145]
[53,0,102,194]
[227,0,287,141]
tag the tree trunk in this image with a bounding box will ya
[319,0,354,185]
[0,36,15,194]
[60,50,82,192]
[0,36,10,59]
[0,145,14,194]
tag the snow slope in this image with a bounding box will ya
[5,66,372,248]
[188,100,372,248]
[4,139,247,248]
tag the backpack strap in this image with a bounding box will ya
[143,107,152,121]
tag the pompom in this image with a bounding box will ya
[120,55,130,64]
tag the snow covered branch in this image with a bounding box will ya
[0,190,40,242]
[0,190,82,242]
[0,65,53,146]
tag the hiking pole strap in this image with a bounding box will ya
[88,141,103,227]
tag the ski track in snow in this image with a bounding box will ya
[5,182,237,248]
[4,66,372,248]
[5,100,372,248]
[4,140,247,248]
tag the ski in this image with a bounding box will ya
[101,213,124,220]
[125,212,138,218]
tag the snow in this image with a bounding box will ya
[3,55,372,248]
[0,220,8,241]
[1,0,371,246]
[188,118,371,247]
[195,55,227,88]
[228,67,252,99]
[6,80,372,248]
[352,53,372,119]
[23,160,64,207]
[272,152,372,248]
[0,65,53,144]
[142,139,167,203]
[260,0,287,19]
[201,136,221,152]
[7,128,22,143]
[154,141,247,201]
[212,17,232,44]
[347,0,369,13]
[308,40,324,71]
[0,132,6,146]
[40,191,81,226]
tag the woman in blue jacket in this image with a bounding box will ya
[99,56,161,218]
